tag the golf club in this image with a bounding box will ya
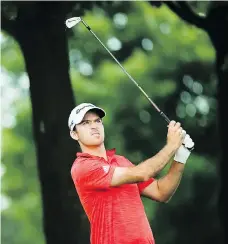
[65,17,194,149]
[66,17,170,123]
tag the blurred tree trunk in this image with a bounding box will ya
[15,18,82,244]
[216,45,228,244]
[1,3,87,244]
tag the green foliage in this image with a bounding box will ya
[1,33,25,74]
[1,1,220,244]
[1,99,44,244]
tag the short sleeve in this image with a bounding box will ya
[71,160,116,190]
[137,178,155,193]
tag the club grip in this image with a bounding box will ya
[159,112,194,151]
[159,111,170,124]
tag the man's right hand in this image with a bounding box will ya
[167,120,185,150]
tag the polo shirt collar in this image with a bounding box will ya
[76,148,116,159]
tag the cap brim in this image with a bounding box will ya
[75,107,105,125]
[89,108,105,120]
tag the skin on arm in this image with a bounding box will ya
[110,121,184,187]
[110,144,176,186]
[140,160,185,202]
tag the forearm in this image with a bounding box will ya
[135,144,177,179]
[111,122,194,187]
[157,160,185,202]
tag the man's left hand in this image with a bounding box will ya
[174,132,194,164]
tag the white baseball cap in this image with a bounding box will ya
[68,103,106,131]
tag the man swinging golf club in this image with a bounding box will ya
[69,102,194,244]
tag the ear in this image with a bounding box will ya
[70,130,79,141]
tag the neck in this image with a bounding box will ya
[80,143,107,160]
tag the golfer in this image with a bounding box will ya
[69,103,194,244]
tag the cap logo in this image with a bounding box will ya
[76,104,95,114]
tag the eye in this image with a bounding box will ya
[82,121,89,125]
[96,118,102,123]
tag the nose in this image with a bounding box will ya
[90,121,98,129]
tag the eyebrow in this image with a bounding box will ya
[81,118,101,123]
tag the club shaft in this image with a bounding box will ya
[80,19,170,124]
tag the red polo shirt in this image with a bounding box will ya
[71,149,155,244]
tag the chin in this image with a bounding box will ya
[90,139,104,146]
[91,143,103,147]
[81,136,104,147]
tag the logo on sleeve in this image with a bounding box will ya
[102,165,110,173]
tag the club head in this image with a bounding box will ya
[65,17,81,28]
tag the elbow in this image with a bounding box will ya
[163,198,171,203]
[161,196,173,203]
[157,194,173,203]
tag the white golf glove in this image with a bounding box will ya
[174,131,194,164]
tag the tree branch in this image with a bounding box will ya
[164,1,207,30]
